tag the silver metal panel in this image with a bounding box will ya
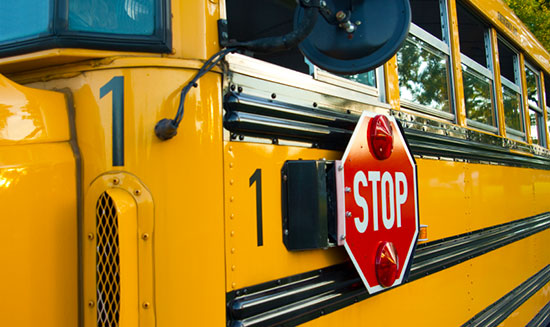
[461,55,494,80]
[409,23,450,54]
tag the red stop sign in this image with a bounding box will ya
[338,111,418,294]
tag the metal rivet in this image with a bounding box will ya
[229,162,234,168]
[232,282,237,289]
[284,229,289,236]
[271,93,277,99]
[229,146,233,152]
[134,189,141,196]
[239,135,245,141]
[283,175,288,181]
[232,265,236,271]
[237,86,243,93]
[142,233,150,241]
[113,178,120,185]
[345,187,351,193]
[231,231,235,237]
[230,196,235,202]
[142,302,150,309]
[340,235,346,241]
[231,248,236,254]
[88,301,95,307]
[346,211,352,217]
[87,233,94,240]
[230,84,236,91]
[230,213,235,220]
[230,179,234,185]
[338,165,343,171]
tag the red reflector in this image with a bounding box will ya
[368,115,393,160]
[375,241,399,288]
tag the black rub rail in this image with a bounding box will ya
[223,92,550,169]
[226,212,550,327]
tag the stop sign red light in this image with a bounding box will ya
[337,112,419,294]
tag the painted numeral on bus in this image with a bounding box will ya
[100,76,125,167]
[249,169,264,246]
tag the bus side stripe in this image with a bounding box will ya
[527,300,550,327]
[226,212,550,327]
[462,265,550,327]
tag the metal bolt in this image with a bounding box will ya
[338,165,344,171]
[284,229,289,236]
[320,0,326,7]
[87,233,94,240]
[142,233,150,241]
[142,302,150,309]
[237,86,243,93]
[345,187,351,193]
[283,175,288,181]
[113,178,120,185]
[346,211,352,217]
[134,189,141,196]
[221,32,228,40]
[336,11,347,21]
[355,20,362,26]
[340,235,346,241]
[271,93,277,99]
[88,301,95,307]
[231,231,235,237]
[230,213,235,220]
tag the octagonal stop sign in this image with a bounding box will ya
[336,111,418,294]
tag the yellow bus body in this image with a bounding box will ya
[1,0,550,326]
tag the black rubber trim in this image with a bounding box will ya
[462,265,550,327]
[226,212,550,327]
[527,300,550,327]
[222,93,550,170]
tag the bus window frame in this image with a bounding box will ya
[524,61,547,146]
[0,0,171,57]
[456,2,498,133]
[398,21,455,121]
[497,35,526,141]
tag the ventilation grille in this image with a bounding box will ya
[96,192,120,327]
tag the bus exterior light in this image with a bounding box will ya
[375,241,399,288]
[368,115,394,160]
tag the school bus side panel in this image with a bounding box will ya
[0,74,78,327]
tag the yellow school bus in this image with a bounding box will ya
[1,0,550,326]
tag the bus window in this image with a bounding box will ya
[525,63,546,146]
[497,37,525,139]
[456,2,496,132]
[0,0,169,57]
[0,1,50,43]
[226,0,386,101]
[69,0,155,35]
[397,0,453,120]
[545,73,550,141]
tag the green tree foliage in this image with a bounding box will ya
[504,0,550,52]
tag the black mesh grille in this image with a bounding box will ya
[96,192,120,327]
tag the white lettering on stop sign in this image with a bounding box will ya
[352,170,408,233]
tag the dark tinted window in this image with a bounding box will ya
[410,0,443,40]
[545,73,550,108]
[456,2,488,67]
[498,39,517,82]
